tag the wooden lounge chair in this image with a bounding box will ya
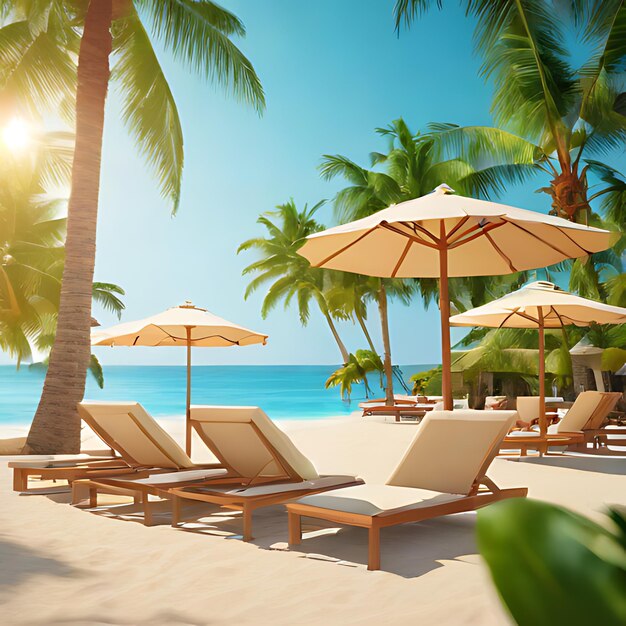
[501,391,607,456]
[568,392,624,453]
[10,401,224,493]
[285,410,527,570]
[73,406,362,536]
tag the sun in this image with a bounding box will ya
[2,117,31,152]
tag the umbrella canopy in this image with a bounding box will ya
[298,184,618,409]
[91,302,268,347]
[450,281,626,434]
[92,301,268,453]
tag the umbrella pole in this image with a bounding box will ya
[185,327,192,456]
[439,237,453,411]
[538,311,546,437]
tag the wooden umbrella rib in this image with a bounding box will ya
[315,226,380,267]
[511,309,541,325]
[447,222,505,249]
[380,222,439,248]
[444,215,471,243]
[483,230,517,273]
[391,239,413,278]
[505,220,589,258]
[399,221,440,245]
[497,309,521,329]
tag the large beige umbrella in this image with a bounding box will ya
[91,301,268,454]
[450,281,626,433]
[298,185,618,409]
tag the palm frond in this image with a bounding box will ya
[92,282,125,318]
[138,0,265,112]
[112,12,184,213]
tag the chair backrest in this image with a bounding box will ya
[583,392,622,430]
[555,391,604,433]
[77,401,195,470]
[190,406,319,481]
[516,397,540,424]
[386,410,516,495]
[485,396,508,410]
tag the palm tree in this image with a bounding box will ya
[325,273,378,353]
[394,1,625,296]
[0,130,70,365]
[325,350,383,400]
[0,1,264,452]
[395,1,625,216]
[239,201,350,363]
[0,132,124,382]
[320,118,521,403]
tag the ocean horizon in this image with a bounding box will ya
[0,363,437,425]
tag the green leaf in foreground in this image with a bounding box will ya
[477,499,626,626]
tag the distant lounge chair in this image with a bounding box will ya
[569,392,624,453]
[73,406,362,536]
[10,401,224,493]
[360,395,436,422]
[285,410,527,570]
[502,391,615,455]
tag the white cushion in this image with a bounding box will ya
[386,410,516,494]
[78,402,194,470]
[190,406,319,480]
[296,484,464,516]
[557,392,604,432]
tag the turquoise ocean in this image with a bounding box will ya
[0,364,436,425]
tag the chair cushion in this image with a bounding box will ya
[295,484,464,516]
[78,402,195,470]
[386,410,516,494]
[190,406,319,480]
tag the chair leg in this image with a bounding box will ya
[143,493,154,527]
[171,495,181,528]
[242,506,253,542]
[288,512,302,545]
[368,526,381,571]
[13,469,28,492]
[89,487,98,508]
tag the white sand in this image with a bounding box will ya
[1,414,625,625]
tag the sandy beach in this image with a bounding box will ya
[2,414,625,626]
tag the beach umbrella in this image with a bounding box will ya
[91,301,268,454]
[449,281,626,434]
[297,185,618,410]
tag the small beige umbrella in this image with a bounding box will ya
[450,281,626,434]
[298,185,618,409]
[91,301,268,454]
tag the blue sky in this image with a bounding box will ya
[2,1,623,367]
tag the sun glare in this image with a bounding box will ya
[2,117,31,152]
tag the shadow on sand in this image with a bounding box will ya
[171,501,481,578]
[515,455,626,475]
[68,494,482,578]
[0,536,82,594]
[38,612,211,626]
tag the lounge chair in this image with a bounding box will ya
[568,392,624,453]
[285,410,527,570]
[502,391,608,455]
[73,406,362,536]
[10,401,224,493]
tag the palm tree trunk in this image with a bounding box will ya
[355,309,377,353]
[322,311,350,364]
[377,280,394,406]
[26,0,113,454]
